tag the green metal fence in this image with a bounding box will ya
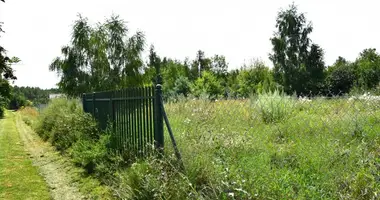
[82,85,164,156]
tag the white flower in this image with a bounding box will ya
[184,118,191,124]
[228,192,234,197]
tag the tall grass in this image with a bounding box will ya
[22,95,380,199]
[254,90,295,123]
[163,93,380,199]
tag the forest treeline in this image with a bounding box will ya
[8,86,60,109]
[49,4,380,99]
[2,4,380,117]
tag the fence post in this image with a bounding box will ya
[154,76,164,153]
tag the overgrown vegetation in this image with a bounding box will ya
[162,92,380,199]
[12,2,380,199]
[22,94,380,199]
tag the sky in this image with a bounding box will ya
[1,0,380,89]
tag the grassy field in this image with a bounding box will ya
[0,111,50,200]
[163,94,380,199]
[20,94,380,199]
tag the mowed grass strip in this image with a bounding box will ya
[0,111,50,200]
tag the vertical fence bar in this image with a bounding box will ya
[82,94,86,112]
[112,91,117,150]
[154,84,164,153]
[121,89,125,152]
[132,88,137,153]
[149,86,154,154]
[138,88,143,156]
[109,91,113,149]
[143,87,148,156]
[115,90,120,151]
[127,88,131,152]
[92,92,96,116]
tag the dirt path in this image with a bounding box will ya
[15,113,85,200]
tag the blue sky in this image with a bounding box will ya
[1,0,379,89]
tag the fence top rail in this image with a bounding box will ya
[82,85,154,97]
[84,96,155,102]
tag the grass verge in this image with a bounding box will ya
[0,111,50,200]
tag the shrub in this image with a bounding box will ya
[35,98,98,152]
[173,76,192,97]
[254,90,295,123]
[237,61,276,97]
[0,96,8,118]
[192,71,223,99]
[326,57,357,95]
[70,134,110,174]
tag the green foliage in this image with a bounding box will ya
[70,134,110,173]
[0,79,11,118]
[269,4,325,95]
[173,76,192,97]
[50,15,146,97]
[8,90,27,110]
[326,57,357,95]
[35,98,98,152]
[192,71,223,99]
[237,60,276,97]
[225,69,240,98]
[162,97,380,199]
[254,90,294,123]
[0,22,19,117]
[354,48,380,90]
[112,157,198,200]
[190,50,212,81]
[162,60,190,93]
[211,54,228,78]
[10,86,57,107]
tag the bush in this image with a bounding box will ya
[254,90,295,123]
[192,71,223,99]
[237,61,276,97]
[326,57,357,95]
[70,134,110,174]
[35,98,98,152]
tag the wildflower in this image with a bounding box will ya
[184,118,191,124]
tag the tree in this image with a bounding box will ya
[190,50,211,80]
[143,45,161,85]
[173,76,191,97]
[50,15,146,97]
[226,69,240,98]
[269,4,325,96]
[326,57,357,95]
[354,48,380,90]
[192,71,223,99]
[0,6,20,117]
[144,46,190,97]
[237,60,276,97]
[211,55,228,78]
